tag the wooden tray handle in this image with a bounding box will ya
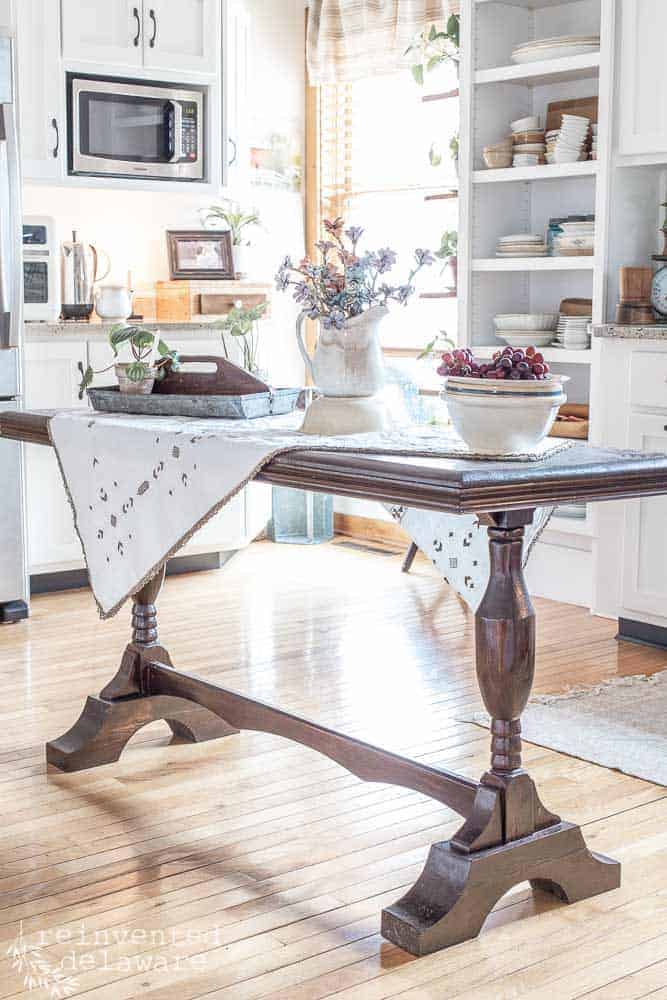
[155,355,270,396]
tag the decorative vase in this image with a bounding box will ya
[295,305,389,434]
[232,243,250,279]
[447,255,458,291]
[115,363,156,395]
[95,284,132,321]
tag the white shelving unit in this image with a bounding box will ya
[458,0,616,548]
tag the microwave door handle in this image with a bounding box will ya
[166,101,182,163]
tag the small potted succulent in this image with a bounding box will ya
[436,230,458,290]
[77,324,179,398]
[217,300,268,376]
[203,199,261,278]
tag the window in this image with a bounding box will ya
[316,60,460,363]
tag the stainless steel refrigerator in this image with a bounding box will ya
[0,34,28,623]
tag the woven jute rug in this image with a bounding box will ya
[466,670,667,787]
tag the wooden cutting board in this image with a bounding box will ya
[546,96,598,132]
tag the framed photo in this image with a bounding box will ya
[166,230,234,280]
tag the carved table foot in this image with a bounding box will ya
[47,568,237,772]
[382,822,620,957]
[47,693,233,772]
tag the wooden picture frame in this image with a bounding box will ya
[166,230,234,280]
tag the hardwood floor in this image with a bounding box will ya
[0,538,665,999]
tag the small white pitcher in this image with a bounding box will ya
[296,304,387,398]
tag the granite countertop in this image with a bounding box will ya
[25,320,225,342]
[593,323,667,340]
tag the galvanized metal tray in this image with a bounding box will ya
[87,386,301,419]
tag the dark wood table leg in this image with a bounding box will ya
[381,510,621,956]
[46,567,237,772]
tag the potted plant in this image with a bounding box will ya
[217,300,268,376]
[77,324,180,398]
[203,199,261,278]
[405,17,460,85]
[449,133,459,177]
[436,230,458,291]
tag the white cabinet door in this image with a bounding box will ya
[621,414,667,614]
[16,0,63,180]
[142,0,218,74]
[223,0,249,184]
[23,341,88,572]
[619,0,667,155]
[61,0,143,68]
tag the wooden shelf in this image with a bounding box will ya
[422,89,459,103]
[472,256,595,272]
[473,161,597,184]
[474,345,592,365]
[424,190,459,202]
[420,291,457,300]
[475,52,600,87]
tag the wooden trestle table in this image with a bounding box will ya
[3,409,667,957]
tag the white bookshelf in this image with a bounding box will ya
[458,0,615,541]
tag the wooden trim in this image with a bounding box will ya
[425,191,459,201]
[420,291,457,300]
[334,512,410,547]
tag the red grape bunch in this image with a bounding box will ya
[436,346,551,381]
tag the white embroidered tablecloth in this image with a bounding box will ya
[48,409,568,617]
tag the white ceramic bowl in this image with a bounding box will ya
[442,376,568,455]
[511,115,540,133]
[496,332,555,347]
[493,313,558,331]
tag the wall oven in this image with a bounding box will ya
[67,74,205,182]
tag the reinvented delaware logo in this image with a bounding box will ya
[7,922,78,998]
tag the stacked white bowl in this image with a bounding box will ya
[552,219,595,256]
[546,114,590,164]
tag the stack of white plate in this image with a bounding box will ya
[555,314,591,349]
[591,123,598,160]
[511,34,600,64]
[553,220,595,256]
[546,114,590,164]
[496,234,548,257]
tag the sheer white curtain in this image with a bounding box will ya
[307,0,456,84]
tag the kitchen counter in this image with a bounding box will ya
[592,323,667,340]
[25,320,226,343]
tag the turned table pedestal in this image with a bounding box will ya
[4,410,667,956]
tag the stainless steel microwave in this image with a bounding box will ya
[67,74,205,182]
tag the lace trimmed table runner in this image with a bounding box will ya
[48,409,572,617]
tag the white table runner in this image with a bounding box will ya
[49,409,570,617]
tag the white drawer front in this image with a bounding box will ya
[630,352,667,411]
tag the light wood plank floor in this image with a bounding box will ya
[0,539,665,999]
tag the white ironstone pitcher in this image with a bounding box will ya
[296,305,387,397]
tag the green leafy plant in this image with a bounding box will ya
[203,199,261,246]
[405,17,460,86]
[435,230,458,275]
[77,324,179,399]
[418,330,456,360]
[428,142,442,168]
[217,301,268,373]
[449,133,459,162]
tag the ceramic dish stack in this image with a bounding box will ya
[591,123,598,159]
[510,34,600,64]
[493,312,557,348]
[555,313,592,350]
[553,219,595,256]
[510,116,546,166]
[495,234,548,258]
[483,136,513,169]
[546,114,590,164]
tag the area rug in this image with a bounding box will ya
[464,670,667,787]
